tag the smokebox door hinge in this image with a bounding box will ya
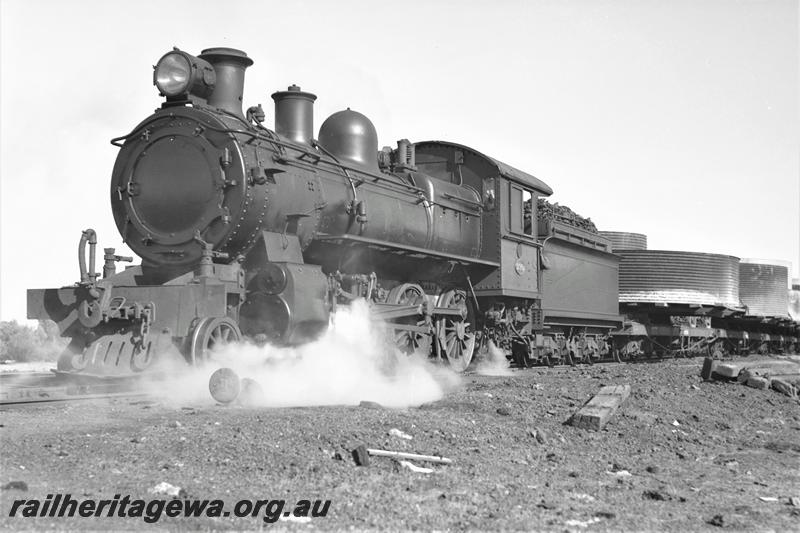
[117,182,139,199]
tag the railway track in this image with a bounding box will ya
[0,371,148,406]
[3,351,792,408]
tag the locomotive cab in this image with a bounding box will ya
[414,141,552,301]
[414,142,556,365]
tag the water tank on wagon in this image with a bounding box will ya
[738,259,790,318]
[790,278,800,322]
[599,231,647,252]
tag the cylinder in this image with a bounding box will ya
[271,85,317,145]
[198,47,253,119]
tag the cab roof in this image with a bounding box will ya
[415,140,553,196]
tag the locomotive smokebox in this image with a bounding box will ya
[318,109,380,172]
[272,85,317,145]
[198,47,253,119]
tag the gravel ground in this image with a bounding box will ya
[1,357,799,531]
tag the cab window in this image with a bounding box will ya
[483,177,496,210]
[523,190,533,235]
[510,185,534,236]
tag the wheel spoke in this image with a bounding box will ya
[191,319,241,365]
[446,335,457,355]
[394,328,421,354]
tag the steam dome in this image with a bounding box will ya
[318,109,379,172]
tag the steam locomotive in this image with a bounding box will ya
[27,46,797,376]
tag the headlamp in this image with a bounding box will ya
[153,48,216,99]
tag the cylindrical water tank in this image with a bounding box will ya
[789,278,800,321]
[739,259,790,318]
[617,250,740,307]
[599,231,647,251]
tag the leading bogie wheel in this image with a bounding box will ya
[189,317,242,365]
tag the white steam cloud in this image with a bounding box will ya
[473,340,513,376]
[152,300,460,408]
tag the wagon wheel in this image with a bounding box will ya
[436,289,476,372]
[710,342,726,359]
[387,283,432,355]
[189,317,242,364]
[512,341,533,368]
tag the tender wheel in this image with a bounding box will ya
[387,283,432,355]
[190,317,242,364]
[436,290,476,372]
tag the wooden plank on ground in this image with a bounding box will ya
[569,385,631,431]
[745,363,800,377]
[701,357,717,380]
[745,376,771,389]
[713,362,744,379]
[768,373,800,382]
[713,358,800,380]
[771,378,797,398]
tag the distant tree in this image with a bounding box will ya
[0,320,65,362]
[36,320,62,344]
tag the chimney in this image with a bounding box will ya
[198,47,253,119]
[271,85,317,145]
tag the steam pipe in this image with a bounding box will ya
[79,229,97,284]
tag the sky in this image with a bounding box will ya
[1,0,798,322]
